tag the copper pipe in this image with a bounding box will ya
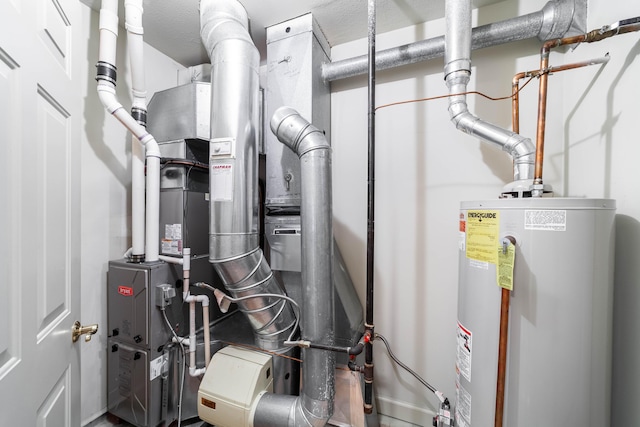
[511,72,526,134]
[495,236,516,427]
[512,55,610,171]
[534,19,640,188]
[495,287,511,427]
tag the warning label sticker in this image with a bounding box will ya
[455,379,472,427]
[211,163,234,201]
[456,321,472,382]
[524,209,566,231]
[150,353,168,381]
[465,210,500,264]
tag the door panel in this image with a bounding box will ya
[0,0,81,425]
[0,46,21,380]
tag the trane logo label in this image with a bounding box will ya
[468,212,497,219]
[213,164,232,170]
[118,286,134,296]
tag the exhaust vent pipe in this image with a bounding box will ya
[444,0,536,193]
[200,0,295,350]
[250,108,336,427]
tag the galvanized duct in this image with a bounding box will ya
[444,0,535,187]
[323,0,584,82]
[252,108,335,427]
[200,0,295,350]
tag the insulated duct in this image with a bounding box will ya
[200,0,295,350]
[251,107,336,427]
[323,0,585,82]
[444,0,535,188]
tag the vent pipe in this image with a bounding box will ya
[125,0,147,262]
[200,0,295,350]
[97,0,160,262]
[444,0,535,191]
[251,108,336,427]
[324,0,585,82]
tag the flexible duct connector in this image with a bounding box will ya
[200,0,295,350]
[444,0,535,185]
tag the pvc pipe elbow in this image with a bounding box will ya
[189,366,206,377]
[140,135,161,157]
[97,84,122,114]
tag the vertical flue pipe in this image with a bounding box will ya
[125,0,146,261]
[97,0,161,262]
[257,107,335,427]
[444,0,535,188]
[200,0,295,350]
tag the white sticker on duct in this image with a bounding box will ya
[524,209,567,231]
[455,380,472,427]
[456,321,472,382]
[211,163,233,201]
[150,353,168,381]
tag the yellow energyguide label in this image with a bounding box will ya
[465,210,499,264]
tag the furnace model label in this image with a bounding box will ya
[524,209,566,231]
[456,321,472,382]
[465,210,499,264]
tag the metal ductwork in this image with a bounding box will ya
[444,0,536,191]
[323,0,586,82]
[200,0,295,350]
[250,107,336,427]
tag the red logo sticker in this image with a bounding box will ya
[118,286,134,296]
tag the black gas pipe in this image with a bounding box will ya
[364,0,376,415]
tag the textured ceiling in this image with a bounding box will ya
[81,0,501,67]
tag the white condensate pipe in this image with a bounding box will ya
[444,0,536,193]
[166,248,211,375]
[125,0,146,261]
[97,0,160,262]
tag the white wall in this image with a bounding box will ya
[78,4,185,424]
[331,0,640,424]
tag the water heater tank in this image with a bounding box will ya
[455,198,615,427]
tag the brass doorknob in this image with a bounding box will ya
[72,321,99,343]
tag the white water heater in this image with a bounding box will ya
[455,198,615,427]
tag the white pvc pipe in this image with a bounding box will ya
[98,0,118,66]
[176,249,210,376]
[203,304,211,368]
[125,0,146,109]
[184,292,210,377]
[97,0,161,262]
[159,255,183,265]
[126,0,147,259]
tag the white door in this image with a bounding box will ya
[0,0,83,425]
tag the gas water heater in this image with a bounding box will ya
[456,198,615,427]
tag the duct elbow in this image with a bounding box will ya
[200,0,254,56]
[505,134,535,181]
[271,107,330,157]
